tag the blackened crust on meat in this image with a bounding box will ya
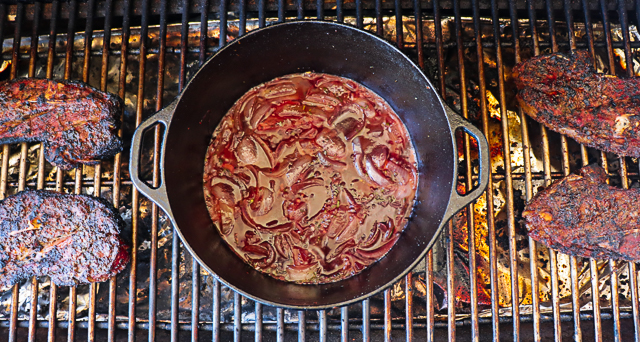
[0,78,123,170]
[522,165,640,261]
[0,190,130,288]
[513,51,640,157]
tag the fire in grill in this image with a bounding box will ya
[0,0,638,341]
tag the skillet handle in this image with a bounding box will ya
[443,106,490,221]
[129,100,178,217]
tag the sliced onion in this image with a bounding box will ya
[385,160,417,198]
[353,97,376,118]
[335,117,364,141]
[284,154,313,186]
[284,200,309,222]
[336,215,360,242]
[285,263,319,282]
[210,183,236,205]
[262,80,298,100]
[239,201,292,233]
[358,226,381,249]
[251,242,276,269]
[235,135,258,165]
[251,134,275,169]
[355,235,399,261]
[248,187,274,217]
[325,239,356,263]
[317,152,347,171]
[326,211,351,239]
[250,101,275,129]
[303,93,341,110]
[364,156,392,187]
[314,128,346,159]
[330,103,364,126]
[369,145,389,169]
[290,177,324,193]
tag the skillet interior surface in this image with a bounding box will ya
[162,21,455,308]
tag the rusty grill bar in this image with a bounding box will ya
[0,0,639,341]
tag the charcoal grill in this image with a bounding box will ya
[0,0,639,341]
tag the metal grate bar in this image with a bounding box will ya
[520,4,544,342]
[81,1,98,341]
[316,0,322,20]
[212,276,221,341]
[560,3,585,342]
[539,4,562,342]
[431,1,455,341]
[576,5,597,342]
[362,299,370,342]
[477,1,499,341]
[616,3,639,342]
[432,0,444,337]
[174,2,199,341]
[465,1,484,341]
[7,5,24,342]
[405,273,413,341]
[543,3,563,340]
[64,2,80,342]
[277,308,285,342]
[425,251,434,341]
[256,0,264,26]
[255,303,263,342]
[240,0,247,33]
[633,2,640,336]
[45,3,59,342]
[192,2,207,339]
[341,307,349,341]
[395,0,402,48]
[375,0,382,35]
[588,3,613,342]
[132,1,152,342]
[452,0,479,340]
[220,0,228,46]
[98,1,119,341]
[111,1,134,342]
[298,310,305,341]
[356,0,363,28]
[318,310,327,342]
[234,293,241,342]
[446,220,455,342]
[154,2,177,342]
[297,0,303,19]
[200,0,209,61]
[27,4,42,342]
[337,0,343,22]
[384,289,391,341]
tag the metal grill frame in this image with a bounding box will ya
[0,0,639,341]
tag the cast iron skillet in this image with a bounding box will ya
[130,21,489,309]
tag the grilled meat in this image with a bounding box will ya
[513,51,640,157]
[522,165,640,261]
[0,190,129,288]
[0,78,123,170]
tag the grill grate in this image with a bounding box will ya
[0,0,639,341]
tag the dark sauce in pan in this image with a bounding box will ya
[203,73,418,284]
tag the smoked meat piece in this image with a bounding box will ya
[513,51,640,157]
[0,190,129,288]
[0,78,123,169]
[522,165,640,261]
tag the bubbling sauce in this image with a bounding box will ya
[203,73,418,284]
